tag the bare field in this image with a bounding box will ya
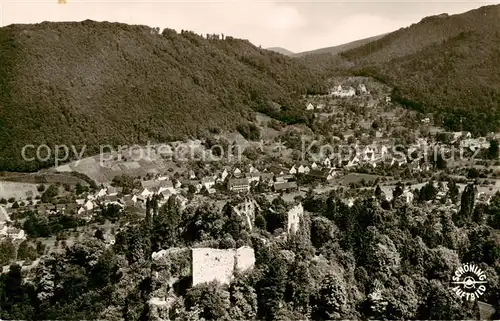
[0,172,87,185]
[0,181,41,200]
[50,141,202,184]
[336,173,388,185]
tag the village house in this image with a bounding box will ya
[182,180,203,193]
[54,204,66,214]
[274,181,298,192]
[308,169,336,181]
[121,195,138,207]
[255,173,273,189]
[141,188,153,198]
[305,103,314,111]
[141,179,159,191]
[228,178,250,193]
[84,199,95,211]
[461,137,489,151]
[289,165,297,175]
[201,176,216,190]
[362,147,376,162]
[103,194,123,208]
[268,165,287,176]
[107,186,118,196]
[158,180,176,195]
[346,155,360,168]
[245,172,260,184]
[233,168,242,178]
[103,194,119,203]
[258,172,274,182]
[408,160,422,173]
[402,189,414,204]
[0,226,26,240]
[390,158,407,167]
[220,168,229,181]
[297,164,310,174]
[96,188,107,199]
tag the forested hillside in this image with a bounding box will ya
[0,21,326,172]
[294,34,385,58]
[1,188,499,320]
[340,5,500,133]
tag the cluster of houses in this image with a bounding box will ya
[0,206,25,240]
[0,161,331,232]
[329,83,368,98]
[305,83,370,110]
[305,102,325,111]
[224,162,339,193]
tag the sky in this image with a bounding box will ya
[0,0,497,52]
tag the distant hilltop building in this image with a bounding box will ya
[330,85,356,98]
[191,246,255,286]
[305,102,325,111]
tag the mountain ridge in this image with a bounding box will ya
[294,34,387,57]
[340,4,500,133]
[0,20,326,171]
[266,47,295,56]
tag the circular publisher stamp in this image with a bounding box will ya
[451,263,487,301]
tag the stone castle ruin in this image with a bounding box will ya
[148,246,255,319]
[232,197,261,231]
[191,246,255,286]
[287,203,303,234]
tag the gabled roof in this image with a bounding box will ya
[105,195,119,202]
[258,172,274,179]
[201,176,215,184]
[246,172,261,178]
[141,180,158,190]
[308,169,330,178]
[274,181,297,190]
[268,166,287,175]
[228,178,249,186]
